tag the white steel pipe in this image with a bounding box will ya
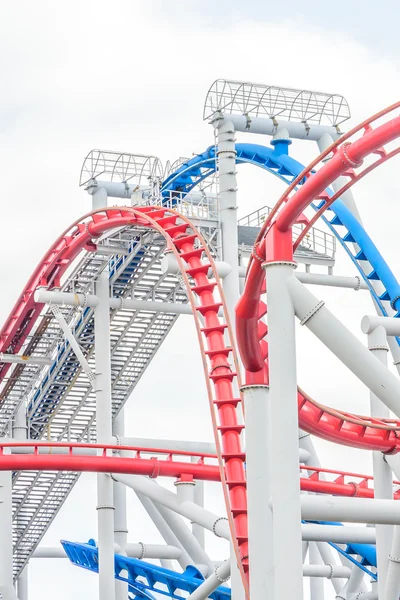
[315,542,345,594]
[191,457,205,549]
[264,261,304,600]
[226,114,340,142]
[136,493,192,571]
[301,524,376,544]
[309,542,325,599]
[187,561,230,600]
[216,118,240,321]
[296,272,368,290]
[51,305,95,386]
[304,564,351,579]
[368,325,393,599]
[0,463,14,598]
[0,353,52,365]
[242,384,274,597]
[287,276,400,417]
[95,270,115,600]
[32,543,182,560]
[113,474,230,539]
[384,526,400,600]
[362,315,400,336]
[301,496,400,524]
[153,500,212,576]
[35,289,193,315]
[113,410,128,600]
[17,565,28,600]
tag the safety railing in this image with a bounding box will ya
[239,205,336,259]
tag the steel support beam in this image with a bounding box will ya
[95,270,115,600]
[287,276,400,417]
[264,260,303,600]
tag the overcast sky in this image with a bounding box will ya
[1,1,400,598]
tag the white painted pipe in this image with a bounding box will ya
[112,474,230,539]
[304,564,351,578]
[287,276,400,418]
[296,272,368,290]
[153,500,212,576]
[316,542,345,594]
[242,384,274,597]
[362,315,400,337]
[225,114,340,142]
[113,410,128,600]
[0,353,52,365]
[87,180,138,199]
[309,542,325,599]
[367,326,393,599]
[301,496,400,525]
[384,525,400,600]
[0,467,16,595]
[136,493,192,571]
[302,524,376,544]
[32,543,182,560]
[264,261,303,599]
[35,289,192,315]
[216,118,240,323]
[95,270,115,600]
[187,561,230,599]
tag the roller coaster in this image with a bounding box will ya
[2,79,400,599]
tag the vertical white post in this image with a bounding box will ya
[95,269,115,600]
[13,402,29,600]
[113,409,128,600]
[263,261,303,600]
[92,187,108,210]
[0,460,14,599]
[216,118,243,600]
[309,542,325,600]
[368,325,393,598]
[191,457,205,550]
[216,118,239,321]
[242,384,274,598]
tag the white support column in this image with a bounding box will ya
[367,325,393,598]
[383,526,400,600]
[216,118,240,321]
[309,542,325,600]
[13,401,29,600]
[191,457,205,550]
[95,269,115,600]
[242,384,274,598]
[113,409,128,600]
[92,186,108,210]
[0,458,15,600]
[315,542,345,595]
[263,261,303,600]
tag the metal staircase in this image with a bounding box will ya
[8,226,187,577]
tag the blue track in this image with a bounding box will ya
[61,540,231,599]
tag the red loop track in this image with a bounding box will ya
[0,206,248,592]
[236,103,400,454]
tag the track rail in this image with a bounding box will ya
[1,442,399,499]
[236,103,400,453]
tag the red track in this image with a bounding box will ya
[236,102,400,454]
[1,441,399,500]
[0,206,248,592]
